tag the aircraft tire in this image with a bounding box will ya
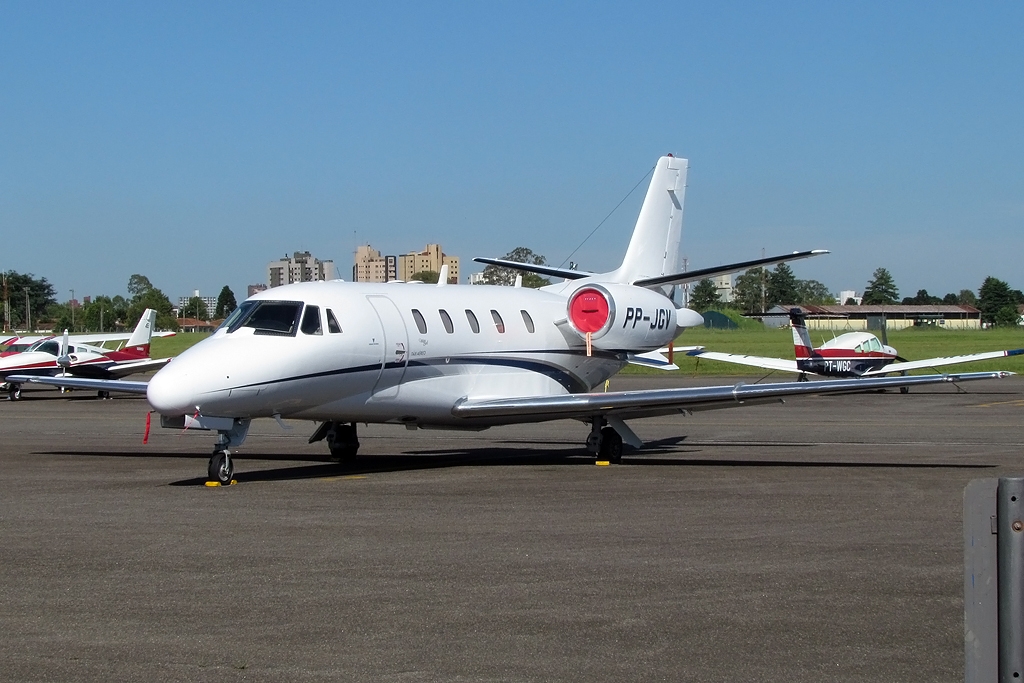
[327,423,360,462]
[599,427,623,464]
[900,386,910,394]
[8,384,22,401]
[208,451,233,484]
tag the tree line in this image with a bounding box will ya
[689,265,1023,327]
[2,271,237,333]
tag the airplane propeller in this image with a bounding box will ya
[56,328,73,376]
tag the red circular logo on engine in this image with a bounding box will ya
[569,288,610,333]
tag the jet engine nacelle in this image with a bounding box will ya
[566,284,682,352]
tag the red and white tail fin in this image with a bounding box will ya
[789,308,813,359]
[123,309,157,357]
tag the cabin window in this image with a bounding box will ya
[520,310,535,333]
[227,300,303,336]
[300,305,323,335]
[439,309,454,334]
[411,309,427,334]
[491,310,505,333]
[465,309,480,333]
[326,308,342,334]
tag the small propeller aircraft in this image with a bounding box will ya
[1,309,171,400]
[10,156,1012,483]
[1,328,175,358]
[688,307,1024,388]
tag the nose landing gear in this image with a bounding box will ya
[209,449,233,484]
[205,418,250,485]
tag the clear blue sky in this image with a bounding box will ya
[2,2,1022,304]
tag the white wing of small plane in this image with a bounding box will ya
[105,357,173,378]
[1,330,174,349]
[861,349,1024,376]
[8,375,150,394]
[685,350,803,374]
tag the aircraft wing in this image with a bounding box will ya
[686,350,802,374]
[451,372,1010,423]
[107,358,172,378]
[862,349,1024,376]
[5,375,150,394]
[69,330,176,344]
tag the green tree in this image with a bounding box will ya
[480,247,552,288]
[410,270,440,284]
[733,268,767,314]
[214,286,237,318]
[125,274,178,331]
[766,263,799,308]
[902,289,942,305]
[3,271,57,331]
[862,267,899,305]
[993,305,1021,328]
[127,274,155,298]
[182,296,209,321]
[689,278,722,313]
[80,295,125,332]
[978,276,1016,325]
[958,289,978,306]
[795,279,835,305]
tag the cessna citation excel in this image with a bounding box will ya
[11,156,1012,483]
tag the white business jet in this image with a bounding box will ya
[11,156,1011,483]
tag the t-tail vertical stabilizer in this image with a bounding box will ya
[608,155,688,285]
[789,308,813,359]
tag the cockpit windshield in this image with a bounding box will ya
[221,300,303,336]
[28,340,61,356]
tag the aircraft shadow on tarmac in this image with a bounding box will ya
[38,437,996,487]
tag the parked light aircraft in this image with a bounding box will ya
[10,156,1011,483]
[1,309,170,400]
[1,328,175,357]
[688,308,1024,387]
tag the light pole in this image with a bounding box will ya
[23,287,30,332]
[69,289,75,331]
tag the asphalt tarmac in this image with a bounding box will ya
[2,374,1023,682]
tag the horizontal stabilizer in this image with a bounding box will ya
[627,351,679,370]
[6,374,150,394]
[633,250,828,288]
[472,257,590,281]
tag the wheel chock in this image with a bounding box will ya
[595,460,611,466]
[204,480,238,487]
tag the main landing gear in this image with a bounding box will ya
[586,418,623,464]
[5,383,22,401]
[309,421,360,462]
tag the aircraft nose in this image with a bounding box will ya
[147,363,195,415]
